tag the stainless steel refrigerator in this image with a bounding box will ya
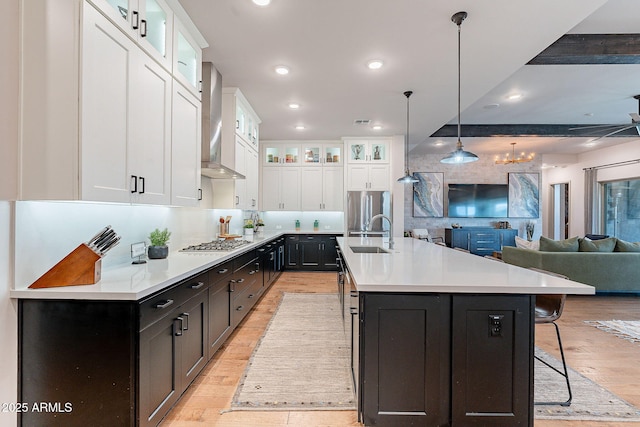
[346,191,392,236]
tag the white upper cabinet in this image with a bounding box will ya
[222,88,261,152]
[19,0,206,204]
[82,2,171,204]
[171,82,202,206]
[173,18,202,99]
[262,143,301,166]
[346,139,390,163]
[263,141,341,166]
[88,0,174,71]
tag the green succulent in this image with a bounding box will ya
[149,228,171,246]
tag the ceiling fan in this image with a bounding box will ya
[570,95,640,140]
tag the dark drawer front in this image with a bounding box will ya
[139,271,209,331]
[231,257,260,296]
[210,260,233,284]
[232,279,263,326]
[233,249,257,272]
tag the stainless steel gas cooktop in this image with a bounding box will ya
[180,239,250,252]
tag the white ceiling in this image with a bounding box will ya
[180,0,640,160]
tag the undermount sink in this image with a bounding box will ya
[350,246,390,254]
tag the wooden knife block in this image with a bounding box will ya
[29,244,102,289]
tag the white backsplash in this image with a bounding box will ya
[261,211,344,232]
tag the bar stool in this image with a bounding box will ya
[529,268,572,407]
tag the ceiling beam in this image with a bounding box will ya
[430,124,639,138]
[528,34,640,65]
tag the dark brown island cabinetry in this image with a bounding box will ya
[356,292,534,427]
[285,234,340,271]
[18,241,281,427]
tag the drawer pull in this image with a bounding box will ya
[217,268,229,274]
[236,305,244,311]
[181,312,189,331]
[248,270,256,275]
[174,316,183,336]
[248,294,255,299]
[154,299,174,309]
[190,281,205,290]
[236,278,245,283]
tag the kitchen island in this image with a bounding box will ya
[337,236,594,427]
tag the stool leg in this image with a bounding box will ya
[534,321,572,406]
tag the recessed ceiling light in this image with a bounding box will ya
[367,60,384,70]
[288,103,300,109]
[275,65,289,75]
[295,125,305,130]
[507,93,523,100]
[372,125,382,130]
[252,0,271,5]
[434,141,445,147]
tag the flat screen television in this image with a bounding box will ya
[447,184,508,218]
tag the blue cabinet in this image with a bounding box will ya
[445,227,517,256]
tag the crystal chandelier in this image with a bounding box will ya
[495,142,535,164]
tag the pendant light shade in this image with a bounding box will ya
[441,11,478,165]
[398,90,419,184]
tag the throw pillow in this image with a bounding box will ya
[615,239,640,252]
[578,236,617,252]
[539,236,579,252]
[515,235,540,250]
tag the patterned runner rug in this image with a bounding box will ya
[231,293,640,421]
[585,319,640,344]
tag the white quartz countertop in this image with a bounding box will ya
[11,230,340,301]
[338,237,595,295]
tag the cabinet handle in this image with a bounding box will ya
[132,10,139,29]
[198,188,203,201]
[235,195,239,205]
[236,278,245,284]
[154,299,174,309]
[139,176,145,194]
[198,80,202,93]
[229,280,235,292]
[131,175,138,193]
[248,294,255,299]
[218,268,229,274]
[140,19,147,37]
[190,281,205,290]
[236,305,244,311]
[236,120,240,130]
[248,269,256,275]
[181,312,189,331]
[174,317,183,336]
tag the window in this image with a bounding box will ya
[603,179,640,242]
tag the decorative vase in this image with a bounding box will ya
[244,228,254,236]
[148,245,168,259]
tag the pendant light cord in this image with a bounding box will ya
[406,91,411,171]
[457,17,462,145]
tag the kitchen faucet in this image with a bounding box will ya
[365,214,394,249]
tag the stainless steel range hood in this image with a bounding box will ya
[201,62,245,179]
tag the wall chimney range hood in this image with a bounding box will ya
[201,62,245,179]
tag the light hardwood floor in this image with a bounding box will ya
[161,272,640,427]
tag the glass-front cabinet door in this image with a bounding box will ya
[263,144,300,166]
[346,139,389,163]
[300,143,342,165]
[89,0,138,37]
[173,19,202,98]
[138,0,173,70]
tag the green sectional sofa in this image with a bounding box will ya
[502,246,640,294]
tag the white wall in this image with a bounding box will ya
[0,0,19,425]
[542,139,640,237]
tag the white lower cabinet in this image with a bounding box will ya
[171,82,202,206]
[300,167,343,211]
[261,167,300,211]
[347,164,390,191]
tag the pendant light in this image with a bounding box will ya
[397,90,419,184]
[441,11,479,164]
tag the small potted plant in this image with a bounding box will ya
[243,219,254,236]
[256,218,265,234]
[148,228,171,259]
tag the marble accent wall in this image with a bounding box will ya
[404,153,543,242]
